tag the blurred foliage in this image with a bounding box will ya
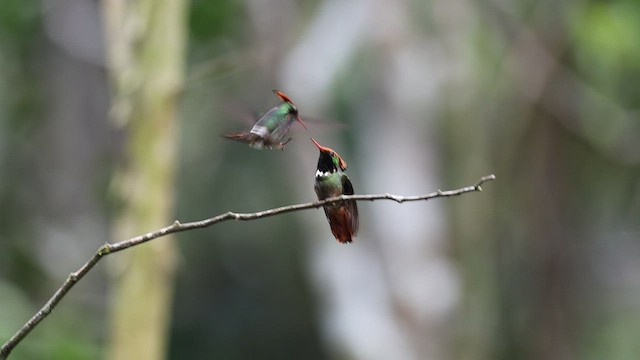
[189,0,245,42]
[0,281,100,359]
[0,0,43,135]
[571,1,640,106]
[0,0,103,358]
[0,0,45,293]
[0,0,40,41]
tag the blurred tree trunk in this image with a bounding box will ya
[101,0,186,359]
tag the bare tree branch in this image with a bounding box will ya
[0,174,495,359]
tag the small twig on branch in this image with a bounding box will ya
[0,174,495,359]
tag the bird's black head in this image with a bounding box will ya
[311,138,347,174]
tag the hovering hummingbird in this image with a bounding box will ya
[311,137,359,243]
[223,90,308,150]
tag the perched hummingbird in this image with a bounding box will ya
[311,137,359,243]
[223,90,308,150]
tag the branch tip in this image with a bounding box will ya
[474,174,496,188]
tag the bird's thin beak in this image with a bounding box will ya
[310,137,330,152]
[297,116,309,130]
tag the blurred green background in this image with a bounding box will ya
[1,0,640,359]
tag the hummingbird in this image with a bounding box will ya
[223,90,308,150]
[311,137,359,243]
